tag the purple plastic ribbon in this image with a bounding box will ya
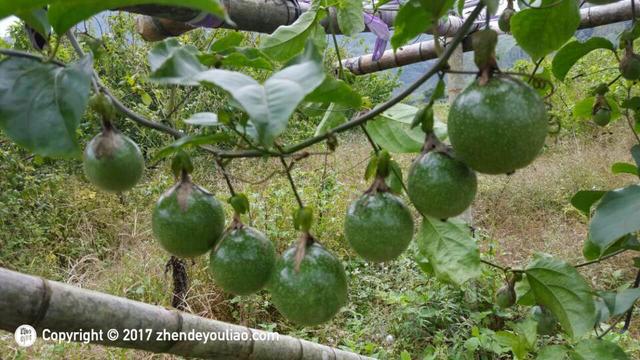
[188,13,225,28]
[364,13,390,61]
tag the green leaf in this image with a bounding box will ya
[552,37,615,81]
[364,155,378,181]
[483,0,500,15]
[515,276,536,306]
[537,345,570,360]
[153,133,230,161]
[573,97,594,119]
[314,103,347,136]
[209,32,244,53]
[305,76,362,108]
[571,190,606,216]
[599,288,640,318]
[621,97,640,110]
[415,252,434,275]
[336,0,365,36]
[41,0,226,35]
[391,0,455,49]
[0,56,93,158]
[365,103,447,153]
[148,39,205,86]
[511,0,580,60]
[594,296,611,324]
[386,160,404,194]
[196,55,325,145]
[569,339,629,360]
[17,8,51,39]
[221,48,274,71]
[260,9,322,62]
[590,185,640,257]
[430,77,446,102]
[400,350,411,360]
[583,234,640,261]
[494,331,529,359]
[184,112,220,127]
[525,254,596,339]
[611,162,638,176]
[416,217,481,286]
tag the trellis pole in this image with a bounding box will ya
[127,0,468,41]
[342,1,640,75]
[0,267,372,360]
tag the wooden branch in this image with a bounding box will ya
[342,1,640,75]
[0,267,370,360]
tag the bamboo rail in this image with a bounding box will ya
[127,0,468,40]
[0,267,372,360]
[342,0,640,75]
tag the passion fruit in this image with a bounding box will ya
[268,242,348,326]
[344,191,414,262]
[498,8,516,33]
[83,128,144,192]
[531,305,558,335]
[152,178,225,258]
[407,151,477,219]
[495,284,516,308]
[209,226,276,295]
[593,107,612,127]
[619,52,640,81]
[448,75,548,174]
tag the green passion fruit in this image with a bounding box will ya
[83,128,144,192]
[152,179,225,258]
[531,305,558,335]
[498,8,516,33]
[593,107,612,127]
[268,243,348,326]
[448,75,548,174]
[407,151,477,219]
[209,226,276,295]
[344,191,414,262]
[620,52,640,81]
[495,285,516,308]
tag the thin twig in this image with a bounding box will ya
[574,249,627,268]
[480,259,511,273]
[624,85,640,145]
[279,156,304,208]
[213,156,236,196]
[621,268,640,332]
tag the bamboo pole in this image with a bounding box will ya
[126,0,467,41]
[0,267,371,360]
[342,1,639,75]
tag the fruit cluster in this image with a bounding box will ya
[81,29,551,326]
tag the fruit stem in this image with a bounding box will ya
[180,169,191,184]
[365,175,390,195]
[421,132,450,156]
[101,119,114,133]
[230,214,244,230]
[294,232,315,272]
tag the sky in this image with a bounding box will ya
[0,16,18,37]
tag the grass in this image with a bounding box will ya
[1,121,640,359]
